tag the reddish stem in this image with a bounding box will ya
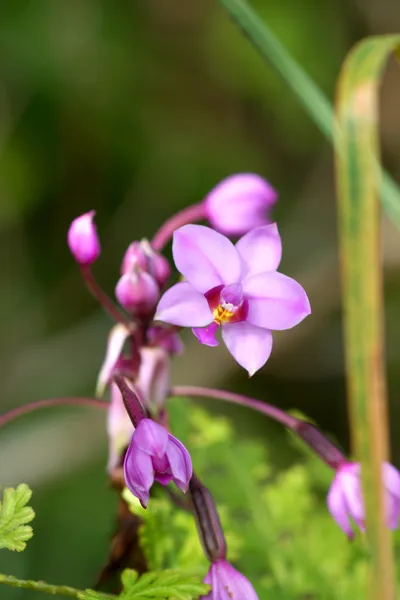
[0,397,108,429]
[80,265,134,330]
[171,385,298,429]
[171,385,346,469]
[151,203,206,251]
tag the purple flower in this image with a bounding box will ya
[67,211,100,265]
[327,461,400,538]
[121,240,171,287]
[124,418,192,507]
[155,224,310,375]
[115,270,160,315]
[204,173,277,236]
[201,560,259,600]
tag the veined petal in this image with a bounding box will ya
[155,282,213,327]
[327,481,353,538]
[172,225,241,293]
[133,419,169,457]
[244,271,311,331]
[236,224,282,277]
[124,444,154,507]
[166,436,193,492]
[221,322,273,376]
[192,322,219,347]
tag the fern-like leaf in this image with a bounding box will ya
[0,484,35,551]
[79,569,209,600]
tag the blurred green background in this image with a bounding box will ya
[1,0,400,597]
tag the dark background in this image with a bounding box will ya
[1,0,400,596]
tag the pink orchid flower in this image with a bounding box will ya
[155,224,310,375]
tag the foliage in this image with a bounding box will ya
[119,398,400,600]
[79,569,209,600]
[0,484,35,552]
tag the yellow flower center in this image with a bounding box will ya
[213,304,235,325]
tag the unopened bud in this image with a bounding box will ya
[204,173,277,236]
[67,210,100,265]
[115,270,159,315]
[121,240,171,287]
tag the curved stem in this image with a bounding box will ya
[0,574,116,599]
[171,385,345,468]
[80,265,134,330]
[0,397,108,429]
[171,385,298,429]
[151,203,205,251]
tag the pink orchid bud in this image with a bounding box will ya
[121,240,171,287]
[204,173,277,236]
[327,461,400,538]
[201,560,259,599]
[124,418,192,507]
[67,210,100,265]
[115,270,160,315]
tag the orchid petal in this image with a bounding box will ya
[155,282,213,327]
[96,324,130,396]
[124,444,154,507]
[166,436,193,492]
[201,560,259,600]
[244,271,311,330]
[236,224,282,277]
[192,322,219,347]
[133,419,169,457]
[172,225,241,293]
[327,480,354,539]
[383,462,400,498]
[107,382,134,472]
[221,322,273,376]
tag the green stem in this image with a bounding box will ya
[216,0,400,225]
[0,573,115,599]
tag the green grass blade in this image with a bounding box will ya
[216,0,400,226]
[335,35,400,600]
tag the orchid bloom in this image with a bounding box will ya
[327,461,400,538]
[124,418,192,507]
[201,560,259,600]
[155,224,310,375]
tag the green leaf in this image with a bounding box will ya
[79,569,209,600]
[0,483,35,551]
[334,35,400,600]
[216,0,400,227]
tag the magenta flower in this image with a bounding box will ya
[155,224,310,375]
[121,240,171,287]
[204,173,277,236]
[115,270,159,315]
[201,560,259,600]
[124,418,192,507]
[327,461,400,538]
[67,210,100,265]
